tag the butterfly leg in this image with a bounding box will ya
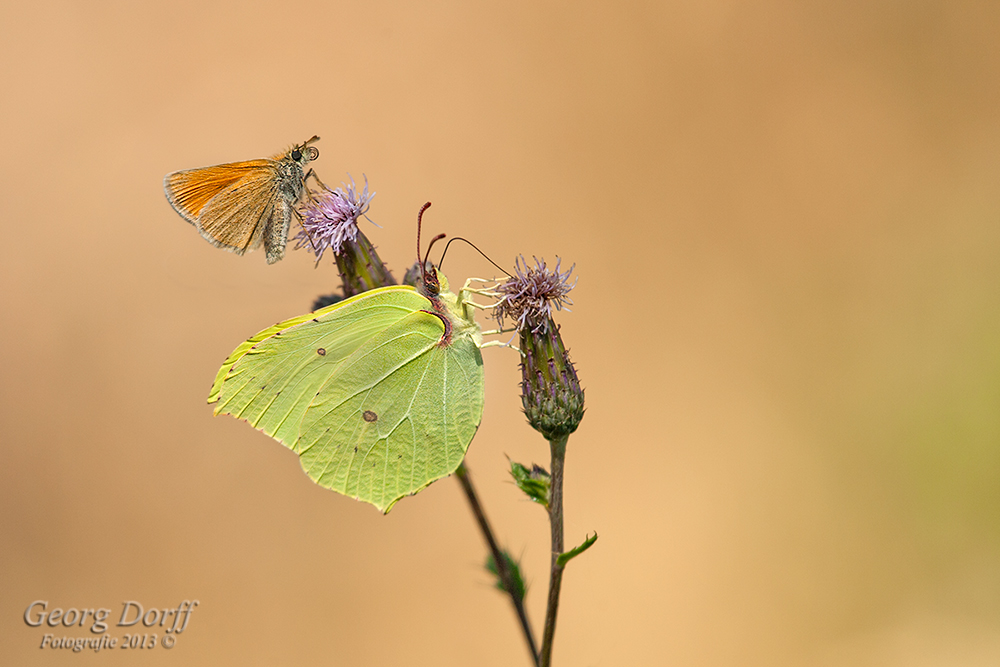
[460,278,504,310]
[479,338,519,352]
[455,278,501,315]
[300,170,324,207]
[462,277,501,291]
[462,291,510,314]
[288,202,322,254]
[304,169,333,193]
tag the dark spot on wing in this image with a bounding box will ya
[317,347,326,356]
[353,446,358,453]
[363,410,378,422]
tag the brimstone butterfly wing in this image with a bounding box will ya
[207,273,485,513]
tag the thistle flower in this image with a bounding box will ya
[495,256,576,334]
[295,175,375,261]
[495,257,584,441]
[296,175,395,298]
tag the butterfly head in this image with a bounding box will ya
[420,265,451,298]
[422,264,441,297]
[288,136,320,165]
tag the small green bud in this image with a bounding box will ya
[509,459,551,507]
[485,550,527,603]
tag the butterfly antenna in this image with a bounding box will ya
[416,202,432,280]
[439,237,512,278]
[416,202,445,282]
[297,136,321,161]
[425,232,447,271]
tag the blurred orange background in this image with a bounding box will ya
[2,1,999,664]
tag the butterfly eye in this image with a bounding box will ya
[305,146,319,161]
[291,149,303,161]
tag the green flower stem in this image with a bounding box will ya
[455,464,540,666]
[539,434,568,667]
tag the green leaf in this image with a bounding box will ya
[557,532,598,567]
[209,280,486,513]
[485,550,526,603]
[508,460,551,507]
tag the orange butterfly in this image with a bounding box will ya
[164,136,320,264]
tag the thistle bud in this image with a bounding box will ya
[496,257,584,440]
[332,227,396,297]
[402,260,427,289]
[519,321,584,440]
[295,175,396,297]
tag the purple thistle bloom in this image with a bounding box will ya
[495,256,577,333]
[295,176,375,261]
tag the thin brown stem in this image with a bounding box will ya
[455,463,540,666]
[539,434,568,667]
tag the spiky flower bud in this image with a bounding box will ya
[496,257,584,440]
[331,227,397,297]
[295,175,396,298]
[519,322,585,440]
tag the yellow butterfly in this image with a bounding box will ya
[164,136,320,263]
